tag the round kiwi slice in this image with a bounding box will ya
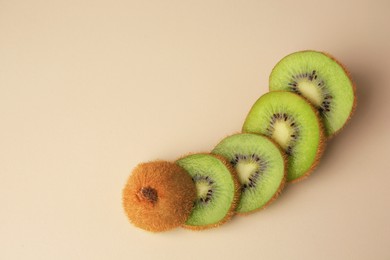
[212,133,286,214]
[242,91,325,182]
[176,153,240,230]
[122,161,196,232]
[269,50,356,136]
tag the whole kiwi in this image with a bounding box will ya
[122,161,196,232]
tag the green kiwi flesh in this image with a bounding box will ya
[269,50,355,136]
[242,91,324,182]
[176,154,238,229]
[212,133,286,214]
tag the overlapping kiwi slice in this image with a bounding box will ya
[212,133,286,214]
[242,91,325,182]
[176,153,240,230]
[269,50,356,136]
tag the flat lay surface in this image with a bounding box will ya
[1,1,390,259]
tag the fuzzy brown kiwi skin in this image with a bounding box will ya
[122,160,197,232]
[234,134,288,216]
[176,153,240,231]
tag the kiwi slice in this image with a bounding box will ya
[212,133,286,214]
[176,153,240,230]
[122,161,197,232]
[269,50,356,136]
[242,91,325,182]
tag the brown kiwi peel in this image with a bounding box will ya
[122,161,196,232]
[177,153,241,231]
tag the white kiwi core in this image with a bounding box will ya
[297,79,323,106]
[195,181,210,198]
[272,121,293,149]
[236,161,259,184]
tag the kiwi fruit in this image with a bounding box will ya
[242,91,325,182]
[212,133,286,214]
[269,50,356,136]
[176,153,240,230]
[122,50,356,232]
[122,161,196,232]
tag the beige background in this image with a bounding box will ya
[1,1,390,259]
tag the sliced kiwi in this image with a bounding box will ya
[122,161,197,232]
[269,50,356,136]
[212,133,286,214]
[242,91,325,182]
[176,153,240,230]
